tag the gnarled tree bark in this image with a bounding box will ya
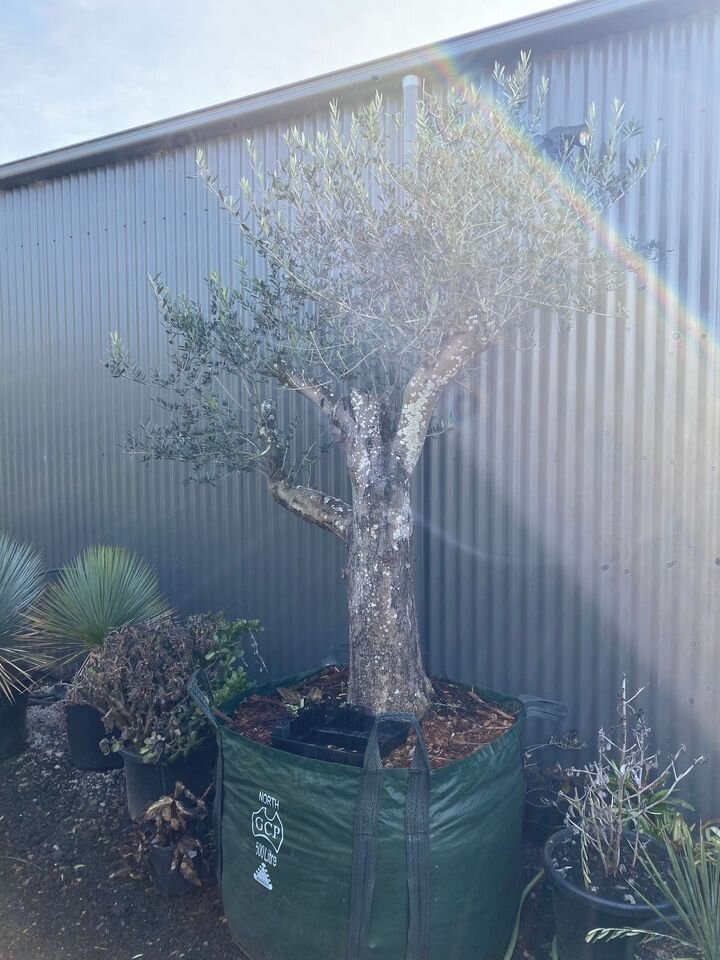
[343,393,433,716]
[345,470,432,715]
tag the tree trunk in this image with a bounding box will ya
[345,468,433,716]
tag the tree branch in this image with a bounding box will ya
[271,358,354,436]
[261,377,352,539]
[393,329,487,472]
[257,398,288,479]
[268,480,352,541]
[271,358,331,406]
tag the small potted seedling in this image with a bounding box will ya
[543,677,705,960]
[138,781,209,896]
[523,729,585,844]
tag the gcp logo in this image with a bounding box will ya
[252,806,284,854]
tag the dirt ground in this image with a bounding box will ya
[0,701,555,960]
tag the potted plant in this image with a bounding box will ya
[523,729,584,844]
[544,678,705,960]
[28,545,170,770]
[108,55,660,960]
[0,532,46,760]
[79,613,255,818]
[137,781,210,897]
[588,821,720,960]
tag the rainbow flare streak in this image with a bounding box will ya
[414,44,712,383]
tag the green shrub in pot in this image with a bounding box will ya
[81,613,257,762]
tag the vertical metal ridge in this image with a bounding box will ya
[417,6,719,810]
[0,7,718,810]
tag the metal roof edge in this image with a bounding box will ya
[0,0,709,190]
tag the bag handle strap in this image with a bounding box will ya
[188,669,221,728]
[517,694,568,722]
[347,712,431,960]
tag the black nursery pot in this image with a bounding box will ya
[544,828,670,960]
[148,843,196,897]
[0,694,28,760]
[523,786,566,844]
[121,739,217,820]
[65,703,123,771]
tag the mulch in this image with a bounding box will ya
[0,694,673,960]
[227,666,517,768]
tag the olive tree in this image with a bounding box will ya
[108,55,658,716]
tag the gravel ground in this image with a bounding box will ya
[0,701,556,960]
[0,702,239,960]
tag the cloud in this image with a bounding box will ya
[0,0,562,164]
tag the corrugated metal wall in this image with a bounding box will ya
[1,5,719,809]
[0,91,390,677]
[420,8,720,809]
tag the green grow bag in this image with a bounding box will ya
[190,670,525,960]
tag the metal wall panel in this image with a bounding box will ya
[420,7,720,811]
[0,91,402,678]
[1,5,718,808]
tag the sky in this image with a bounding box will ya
[0,0,570,165]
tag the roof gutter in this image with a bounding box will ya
[0,0,707,190]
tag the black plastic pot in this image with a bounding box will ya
[0,694,28,760]
[271,702,409,766]
[544,828,670,960]
[121,740,216,820]
[65,703,123,771]
[148,843,196,896]
[523,786,566,844]
[28,683,67,706]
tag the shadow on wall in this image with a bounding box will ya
[413,330,718,816]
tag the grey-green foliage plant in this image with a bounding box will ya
[588,821,720,959]
[107,52,660,716]
[28,545,170,674]
[564,678,704,887]
[0,532,46,700]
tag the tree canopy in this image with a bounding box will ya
[108,53,658,533]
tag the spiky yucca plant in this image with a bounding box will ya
[0,532,45,700]
[588,822,720,959]
[29,545,170,663]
